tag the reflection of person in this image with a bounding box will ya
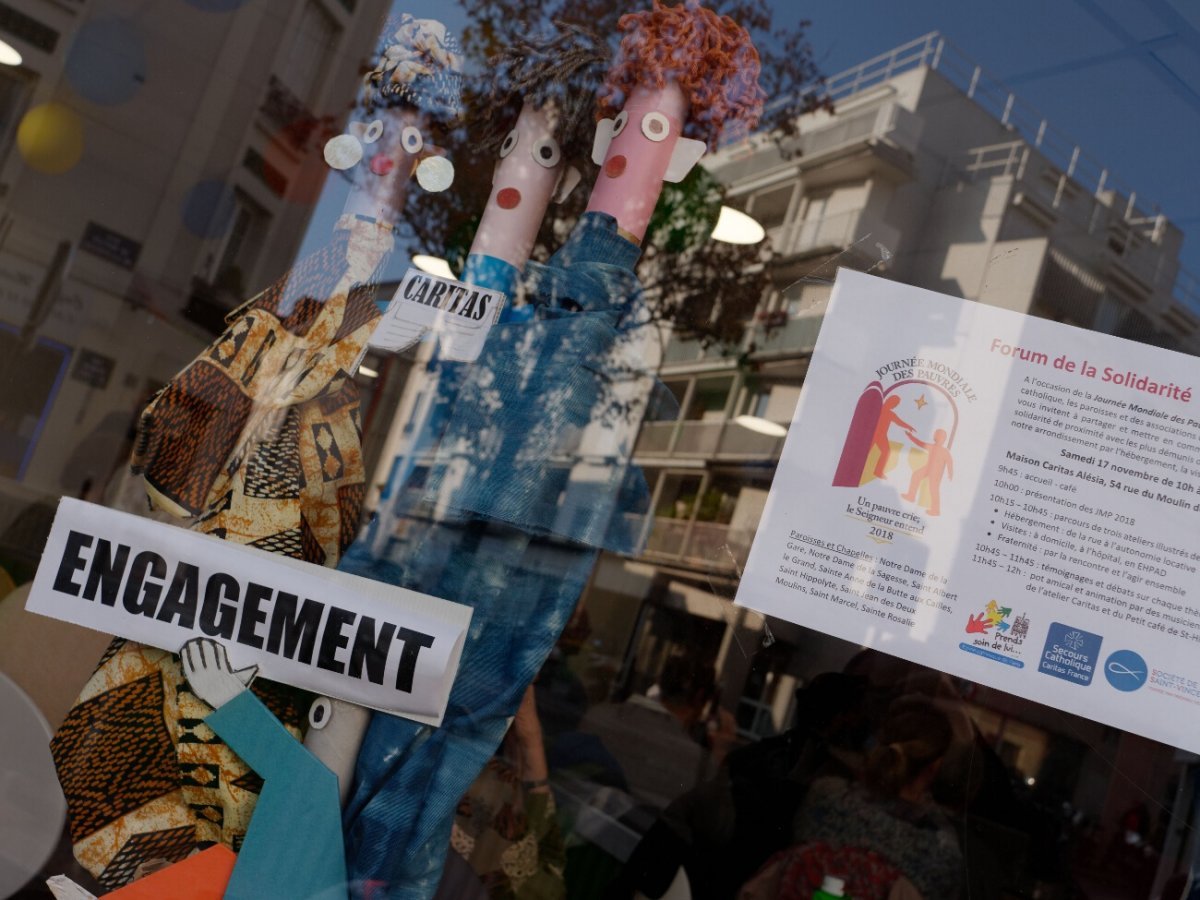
[741,697,962,900]
[900,428,953,516]
[441,686,567,900]
[872,396,914,480]
[612,672,867,900]
[579,656,715,810]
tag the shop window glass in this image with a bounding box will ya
[5,5,1200,900]
[0,324,68,480]
[277,1,340,106]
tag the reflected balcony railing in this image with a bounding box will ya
[674,421,723,456]
[783,101,923,163]
[955,139,1180,301]
[823,32,1169,232]
[1175,269,1200,322]
[644,518,689,557]
[769,207,901,260]
[687,521,753,569]
[634,421,675,454]
[639,517,753,571]
[635,419,786,459]
[753,314,824,356]
[660,335,741,367]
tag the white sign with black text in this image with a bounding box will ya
[27,499,472,725]
[368,267,505,362]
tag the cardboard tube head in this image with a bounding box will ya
[470,102,575,268]
[334,108,456,225]
[585,82,701,243]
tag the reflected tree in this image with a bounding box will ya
[389,0,831,350]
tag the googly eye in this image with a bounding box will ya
[611,110,628,137]
[401,126,424,154]
[308,696,333,730]
[499,129,518,159]
[363,119,384,144]
[532,137,561,168]
[641,112,671,142]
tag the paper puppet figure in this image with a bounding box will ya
[588,0,764,244]
[176,638,347,899]
[361,26,608,530]
[50,17,464,891]
[135,13,463,564]
[339,7,762,895]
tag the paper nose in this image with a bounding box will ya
[604,155,627,178]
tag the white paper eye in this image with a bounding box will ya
[417,155,455,192]
[363,119,384,144]
[642,111,671,142]
[324,134,362,170]
[308,696,333,730]
[401,126,424,154]
[611,110,628,137]
[499,128,518,159]
[532,137,561,168]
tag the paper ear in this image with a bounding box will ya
[663,137,707,183]
[592,118,615,166]
[553,166,581,203]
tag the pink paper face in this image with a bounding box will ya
[470,103,569,268]
[341,108,454,226]
[586,82,688,242]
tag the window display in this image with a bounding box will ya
[3,2,1200,900]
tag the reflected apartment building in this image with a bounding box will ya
[573,35,1200,885]
[0,0,384,575]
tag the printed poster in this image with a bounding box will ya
[736,269,1200,753]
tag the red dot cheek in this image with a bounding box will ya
[496,187,521,209]
[604,155,627,178]
[370,153,395,176]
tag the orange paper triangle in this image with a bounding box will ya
[103,845,235,899]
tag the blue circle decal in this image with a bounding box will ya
[182,180,237,238]
[1104,649,1148,692]
[65,18,147,106]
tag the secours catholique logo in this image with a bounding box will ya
[834,357,978,524]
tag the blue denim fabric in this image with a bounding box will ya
[340,527,594,899]
[338,216,649,897]
[370,253,518,511]
[421,213,652,553]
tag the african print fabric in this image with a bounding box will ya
[133,220,391,565]
[50,639,309,890]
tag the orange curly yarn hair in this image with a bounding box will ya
[597,0,766,149]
